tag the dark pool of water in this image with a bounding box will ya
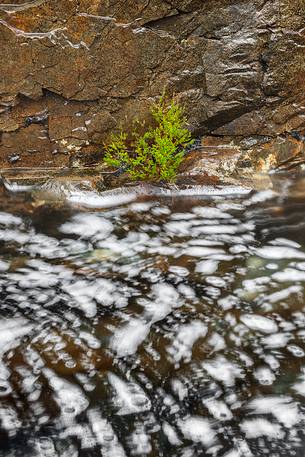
[1,173,305,456]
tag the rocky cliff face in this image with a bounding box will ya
[0,0,304,168]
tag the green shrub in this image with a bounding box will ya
[103,96,193,182]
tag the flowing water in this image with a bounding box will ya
[1,173,305,456]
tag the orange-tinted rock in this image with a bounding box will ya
[180,134,305,181]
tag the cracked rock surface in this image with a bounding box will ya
[0,0,304,167]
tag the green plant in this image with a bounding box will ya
[103,96,193,182]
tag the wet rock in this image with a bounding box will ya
[0,0,304,167]
[238,135,305,173]
[179,134,305,184]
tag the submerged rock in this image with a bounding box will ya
[0,169,254,212]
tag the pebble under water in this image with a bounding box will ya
[1,175,305,456]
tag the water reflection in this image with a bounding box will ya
[1,175,305,456]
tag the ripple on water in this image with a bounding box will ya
[0,176,305,456]
[240,314,278,334]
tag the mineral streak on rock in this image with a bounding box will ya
[0,0,304,167]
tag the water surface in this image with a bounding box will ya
[1,174,305,456]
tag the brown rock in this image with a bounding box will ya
[0,0,304,167]
[180,134,305,182]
